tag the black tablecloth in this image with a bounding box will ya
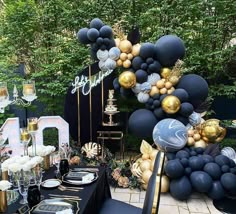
[7,166,111,214]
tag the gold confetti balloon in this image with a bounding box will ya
[161,95,181,114]
[161,68,171,79]
[118,71,136,89]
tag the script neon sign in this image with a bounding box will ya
[71,69,113,95]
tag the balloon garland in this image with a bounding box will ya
[76,18,236,201]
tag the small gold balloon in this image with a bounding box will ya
[156,80,165,89]
[160,88,167,95]
[187,137,195,146]
[150,86,159,97]
[117,59,123,66]
[161,68,171,78]
[131,43,141,56]
[119,40,132,53]
[120,52,128,61]
[118,71,136,89]
[160,175,170,193]
[194,139,207,148]
[127,53,133,60]
[165,81,173,89]
[123,59,132,68]
[169,76,179,86]
[161,95,181,114]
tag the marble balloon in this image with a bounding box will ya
[153,119,187,152]
[188,111,201,126]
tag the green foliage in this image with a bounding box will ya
[220,138,236,150]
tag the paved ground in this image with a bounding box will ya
[110,187,222,214]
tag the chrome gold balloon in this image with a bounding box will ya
[161,95,181,114]
[161,68,171,79]
[118,71,136,89]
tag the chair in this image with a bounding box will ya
[99,151,165,214]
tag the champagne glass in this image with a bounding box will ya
[20,128,31,156]
[52,152,61,175]
[33,167,44,200]
[18,173,30,204]
[27,117,38,156]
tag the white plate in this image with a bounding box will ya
[41,179,61,188]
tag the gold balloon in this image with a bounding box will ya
[160,175,170,193]
[187,137,195,146]
[118,71,136,89]
[161,95,181,114]
[142,169,152,184]
[119,40,132,53]
[140,160,151,171]
[169,76,179,86]
[123,59,131,68]
[117,59,123,66]
[131,43,141,56]
[161,68,171,78]
[201,119,226,143]
[194,139,207,148]
[115,38,120,47]
[150,86,159,97]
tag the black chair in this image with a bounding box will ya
[99,151,165,214]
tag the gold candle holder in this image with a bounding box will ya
[23,80,36,97]
[27,122,38,132]
[0,191,7,213]
[43,155,50,170]
[1,171,8,181]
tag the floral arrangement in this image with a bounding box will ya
[0,180,12,191]
[2,156,43,172]
[28,145,56,157]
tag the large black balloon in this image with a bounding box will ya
[171,89,189,102]
[170,176,192,200]
[190,171,213,192]
[99,25,113,38]
[128,109,158,138]
[155,35,185,67]
[165,159,185,179]
[215,155,230,166]
[77,28,90,44]
[140,43,156,59]
[221,173,236,194]
[135,69,148,83]
[203,162,222,180]
[208,181,225,200]
[90,18,104,30]
[179,102,194,117]
[87,28,99,42]
[132,56,144,70]
[189,156,205,171]
[177,74,208,108]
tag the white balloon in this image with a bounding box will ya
[97,49,109,61]
[132,83,141,94]
[137,92,149,103]
[109,47,121,60]
[104,58,116,70]
[140,82,151,93]
[147,73,160,86]
[221,147,236,160]
[98,60,106,70]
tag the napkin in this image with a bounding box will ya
[56,208,73,214]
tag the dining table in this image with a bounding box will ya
[6,166,111,214]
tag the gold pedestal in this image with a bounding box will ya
[0,191,7,213]
[43,155,50,170]
[2,171,8,181]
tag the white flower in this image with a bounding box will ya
[18,156,30,164]
[1,162,8,172]
[31,156,43,165]
[0,180,12,191]
[22,163,32,172]
[8,163,22,173]
[28,145,55,156]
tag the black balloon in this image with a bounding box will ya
[146,57,154,65]
[208,181,225,200]
[177,74,208,108]
[190,171,213,192]
[140,43,156,59]
[189,156,204,171]
[87,28,99,42]
[152,93,160,100]
[113,78,120,91]
[220,173,236,194]
[77,28,90,44]
[190,151,197,156]
[180,102,194,117]
[141,63,148,70]
[195,147,204,154]
[185,167,192,176]
[132,56,144,70]
[229,159,236,167]
[153,107,166,119]
[160,94,168,102]
[135,70,148,83]
[153,100,161,108]
[128,109,158,138]
[215,155,230,167]
[166,153,176,160]
[171,89,189,103]
[120,87,133,98]
[148,61,162,73]
[170,176,192,200]
[180,158,189,167]
[175,115,189,126]
[96,37,103,46]
[176,150,190,159]
[202,154,214,164]
[90,18,104,30]
[155,35,185,67]
[165,159,185,179]
[221,165,230,173]
[99,25,113,38]
[203,163,222,180]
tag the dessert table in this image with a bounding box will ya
[7,166,111,214]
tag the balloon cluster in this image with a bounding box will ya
[165,148,236,200]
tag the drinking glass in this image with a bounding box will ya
[20,128,31,156]
[9,171,20,190]
[18,175,30,204]
[22,80,36,101]
[52,152,61,175]
[27,117,38,156]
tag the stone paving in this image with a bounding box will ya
[110,187,223,214]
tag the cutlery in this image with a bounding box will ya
[58,186,80,192]
[49,194,81,199]
[59,185,84,190]
[49,197,82,201]
[72,168,99,172]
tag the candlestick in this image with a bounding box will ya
[27,117,38,156]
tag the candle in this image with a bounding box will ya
[27,122,38,131]
[23,84,35,96]
[20,131,30,141]
[0,88,8,100]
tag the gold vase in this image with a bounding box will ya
[2,171,8,181]
[0,191,7,213]
[43,155,50,170]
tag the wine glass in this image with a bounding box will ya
[33,167,44,200]
[52,152,61,175]
[20,128,31,156]
[18,174,30,204]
